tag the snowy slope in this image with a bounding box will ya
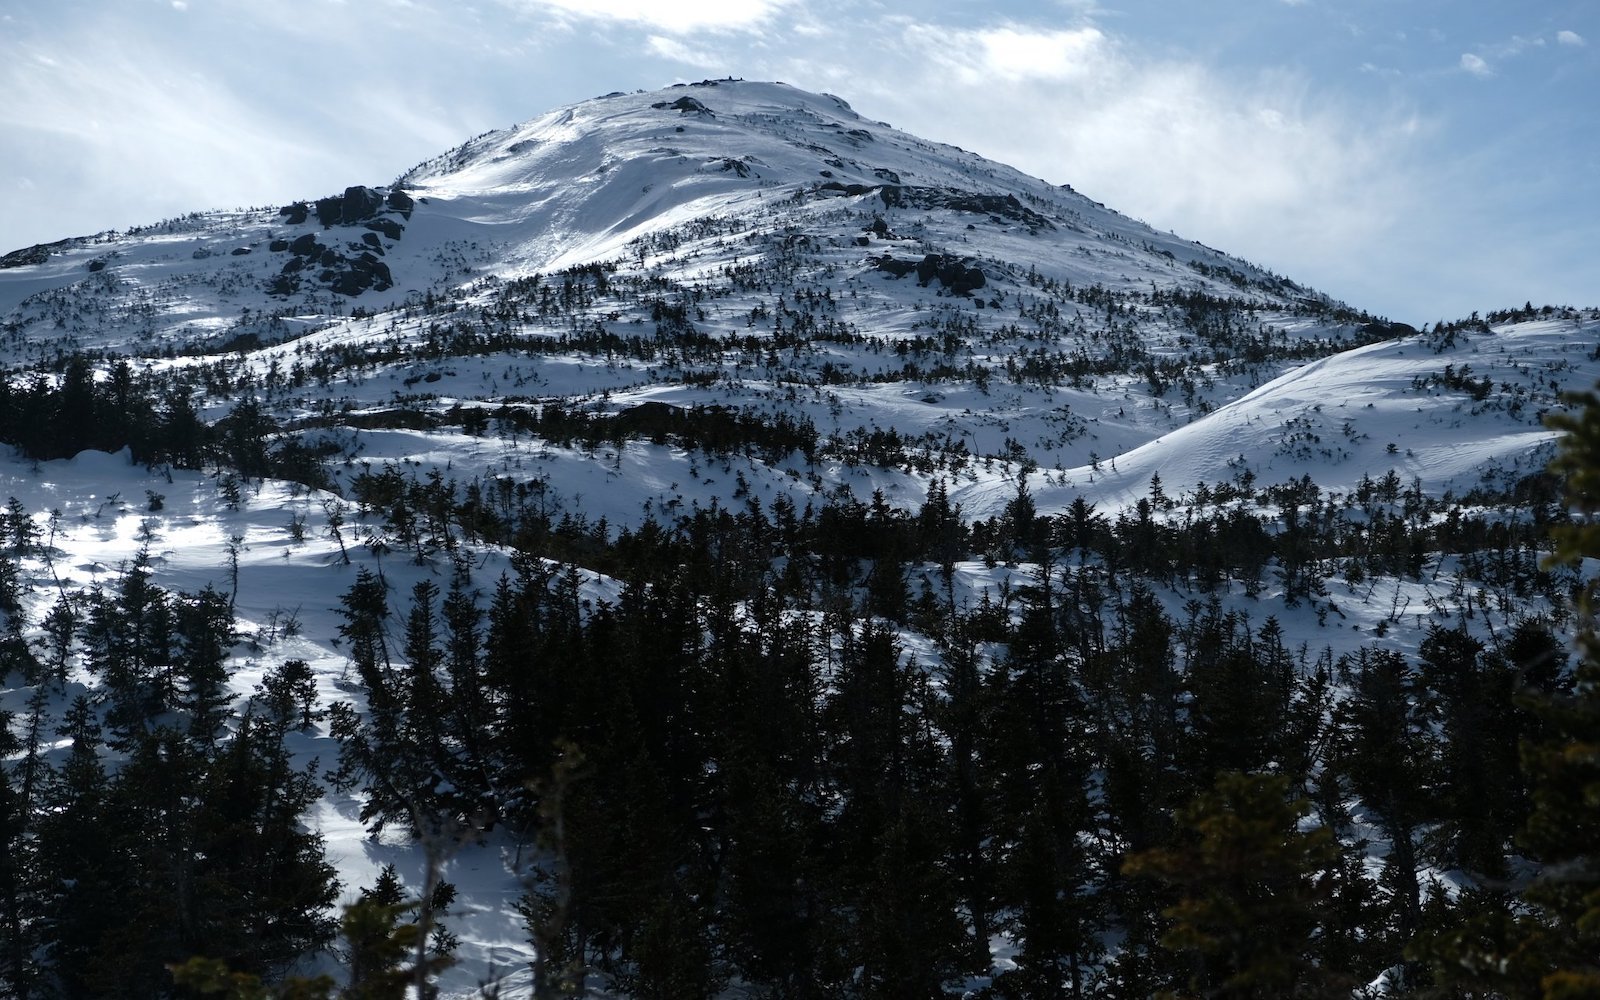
[2,79,1596,998]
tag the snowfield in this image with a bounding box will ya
[2,78,1595,997]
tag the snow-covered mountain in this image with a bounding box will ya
[2,79,1596,997]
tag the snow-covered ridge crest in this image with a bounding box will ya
[392,78,1244,276]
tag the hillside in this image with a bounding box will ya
[0,79,1596,998]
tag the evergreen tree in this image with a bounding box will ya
[1334,648,1433,947]
[177,584,238,747]
[1416,389,1600,997]
[186,714,340,978]
[0,710,39,999]
[1123,771,1349,999]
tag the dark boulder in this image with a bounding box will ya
[818,181,878,197]
[329,253,394,297]
[651,96,714,116]
[231,247,252,256]
[269,239,290,252]
[289,234,321,256]
[361,232,384,251]
[876,254,985,294]
[385,188,414,217]
[1361,320,1419,340]
[339,186,384,224]
[314,196,344,227]
[278,202,310,224]
[366,217,404,240]
[87,259,107,272]
[914,254,986,295]
[873,256,918,278]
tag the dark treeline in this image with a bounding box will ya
[306,462,1582,998]
[0,365,1593,996]
[313,496,1577,998]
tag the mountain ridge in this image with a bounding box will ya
[0,78,1596,999]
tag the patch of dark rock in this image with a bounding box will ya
[269,239,290,252]
[192,248,212,260]
[716,157,751,177]
[361,232,383,251]
[818,181,879,198]
[278,202,310,225]
[315,196,344,227]
[319,248,341,268]
[887,187,1055,232]
[873,168,901,184]
[267,275,298,296]
[385,189,414,217]
[315,186,385,227]
[866,217,892,238]
[289,234,321,256]
[339,186,384,224]
[874,253,986,295]
[873,256,917,279]
[847,129,873,142]
[1362,320,1419,340]
[87,259,107,272]
[231,247,252,256]
[819,169,834,178]
[2,242,61,268]
[280,257,305,275]
[329,253,393,297]
[854,236,872,247]
[915,254,986,295]
[651,96,714,116]
[366,217,404,240]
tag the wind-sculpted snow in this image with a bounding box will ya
[960,316,1598,520]
[1,79,1596,998]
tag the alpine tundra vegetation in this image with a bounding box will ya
[0,80,1596,999]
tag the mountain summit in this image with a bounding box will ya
[0,78,1596,999]
[0,79,1581,530]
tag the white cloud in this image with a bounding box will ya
[1558,29,1586,47]
[969,25,1107,83]
[508,0,793,34]
[647,34,723,67]
[843,18,1430,316]
[1460,53,1492,77]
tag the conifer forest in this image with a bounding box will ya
[0,81,1596,999]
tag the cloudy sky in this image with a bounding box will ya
[2,0,1594,324]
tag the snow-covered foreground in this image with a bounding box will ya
[1,78,1596,996]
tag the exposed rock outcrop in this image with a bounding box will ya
[873,253,987,295]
